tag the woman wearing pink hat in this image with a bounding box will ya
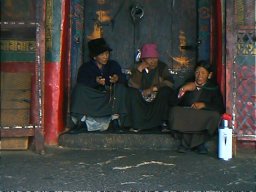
[124,43,177,132]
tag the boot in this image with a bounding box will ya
[67,120,87,134]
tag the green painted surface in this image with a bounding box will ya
[45,0,62,62]
[0,51,35,62]
[1,0,63,63]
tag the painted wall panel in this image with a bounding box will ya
[70,0,84,89]
[0,0,36,62]
[45,0,62,62]
[226,0,256,141]
[197,0,211,61]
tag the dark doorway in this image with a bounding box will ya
[81,0,199,88]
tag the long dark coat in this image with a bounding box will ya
[169,82,225,148]
[124,61,177,130]
[70,59,127,120]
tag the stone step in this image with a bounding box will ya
[58,130,217,151]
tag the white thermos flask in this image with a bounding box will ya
[218,115,232,161]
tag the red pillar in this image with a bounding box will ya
[215,0,224,89]
[44,0,70,145]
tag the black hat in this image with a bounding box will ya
[88,38,112,57]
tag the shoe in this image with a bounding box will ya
[195,144,208,154]
[67,121,87,134]
[110,119,120,130]
[176,145,188,153]
[68,127,87,134]
[161,121,171,132]
[161,128,171,133]
[129,128,140,133]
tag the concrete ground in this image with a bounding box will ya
[1,146,255,191]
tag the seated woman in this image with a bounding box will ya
[169,60,225,154]
[69,38,127,133]
[124,43,177,132]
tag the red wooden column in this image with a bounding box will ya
[213,0,224,93]
[44,0,70,145]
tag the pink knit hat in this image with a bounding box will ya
[141,43,159,59]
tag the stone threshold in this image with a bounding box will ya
[58,128,217,151]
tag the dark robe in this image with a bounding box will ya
[77,59,126,88]
[70,59,127,120]
[169,82,225,148]
[124,61,177,130]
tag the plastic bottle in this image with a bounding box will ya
[218,115,233,161]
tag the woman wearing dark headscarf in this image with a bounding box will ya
[169,60,225,154]
[70,38,127,133]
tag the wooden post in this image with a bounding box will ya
[232,135,237,157]
[33,0,46,154]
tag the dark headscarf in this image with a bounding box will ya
[195,60,212,72]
